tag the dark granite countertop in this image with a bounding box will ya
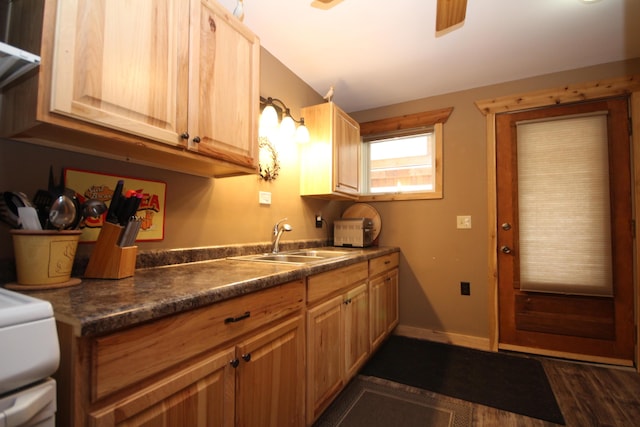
[16,245,398,337]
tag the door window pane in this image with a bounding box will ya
[516,113,613,296]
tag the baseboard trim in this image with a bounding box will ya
[498,343,635,368]
[393,325,491,352]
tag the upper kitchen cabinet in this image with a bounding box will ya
[0,0,259,178]
[187,0,260,169]
[300,102,361,199]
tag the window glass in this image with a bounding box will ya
[365,132,435,193]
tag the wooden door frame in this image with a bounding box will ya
[476,75,640,370]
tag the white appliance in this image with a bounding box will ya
[0,288,59,427]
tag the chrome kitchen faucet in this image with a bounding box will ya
[272,218,292,253]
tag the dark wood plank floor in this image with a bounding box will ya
[471,356,640,426]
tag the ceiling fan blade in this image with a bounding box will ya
[436,0,468,32]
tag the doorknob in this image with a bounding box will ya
[501,223,512,231]
[501,246,513,254]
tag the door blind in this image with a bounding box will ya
[516,112,613,296]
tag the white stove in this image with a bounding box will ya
[0,287,59,426]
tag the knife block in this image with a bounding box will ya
[85,222,137,279]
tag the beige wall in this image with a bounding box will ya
[350,58,640,342]
[1,48,639,342]
[0,49,346,261]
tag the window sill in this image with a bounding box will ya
[357,191,443,202]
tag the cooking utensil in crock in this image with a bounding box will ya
[48,195,77,230]
[32,189,53,228]
[18,207,43,230]
[75,199,107,229]
[0,191,33,228]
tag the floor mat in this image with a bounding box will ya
[360,335,565,425]
[314,375,473,427]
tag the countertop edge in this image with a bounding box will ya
[21,246,399,337]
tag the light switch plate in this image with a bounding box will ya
[259,191,271,205]
[456,215,472,229]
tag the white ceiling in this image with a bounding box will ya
[217,0,640,113]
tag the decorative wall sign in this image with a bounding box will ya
[65,168,166,242]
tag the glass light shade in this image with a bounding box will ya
[295,124,310,144]
[279,115,296,141]
[259,104,279,134]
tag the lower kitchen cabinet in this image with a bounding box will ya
[55,280,305,427]
[306,263,369,425]
[88,316,305,427]
[51,252,400,427]
[369,253,400,351]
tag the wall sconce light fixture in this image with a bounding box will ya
[259,96,310,144]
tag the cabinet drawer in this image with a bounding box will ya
[307,262,368,305]
[91,280,304,401]
[369,252,399,277]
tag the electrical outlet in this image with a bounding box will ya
[315,213,323,228]
[460,282,471,296]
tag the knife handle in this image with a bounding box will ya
[106,180,124,224]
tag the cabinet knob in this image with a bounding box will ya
[230,359,239,368]
[180,132,189,140]
[241,353,252,362]
[193,136,201,143]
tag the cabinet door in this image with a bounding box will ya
[89,348,235,427]
[344,283,369,379]
[306,295,343,424]
[235,316,304,427]
[333,107,360,195]
[188,0,259,170]
[370,268,400,350]
[386,268,399,333]
[50,0,189,146]
[369,273,387,350]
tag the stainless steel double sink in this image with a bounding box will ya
[229,249,351,264]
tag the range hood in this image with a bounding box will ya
[0,41,40,90]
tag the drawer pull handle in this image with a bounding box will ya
[225,311,251,324]
[242,353,252,362]
[384,260,391,264]
[230,359,239,368]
